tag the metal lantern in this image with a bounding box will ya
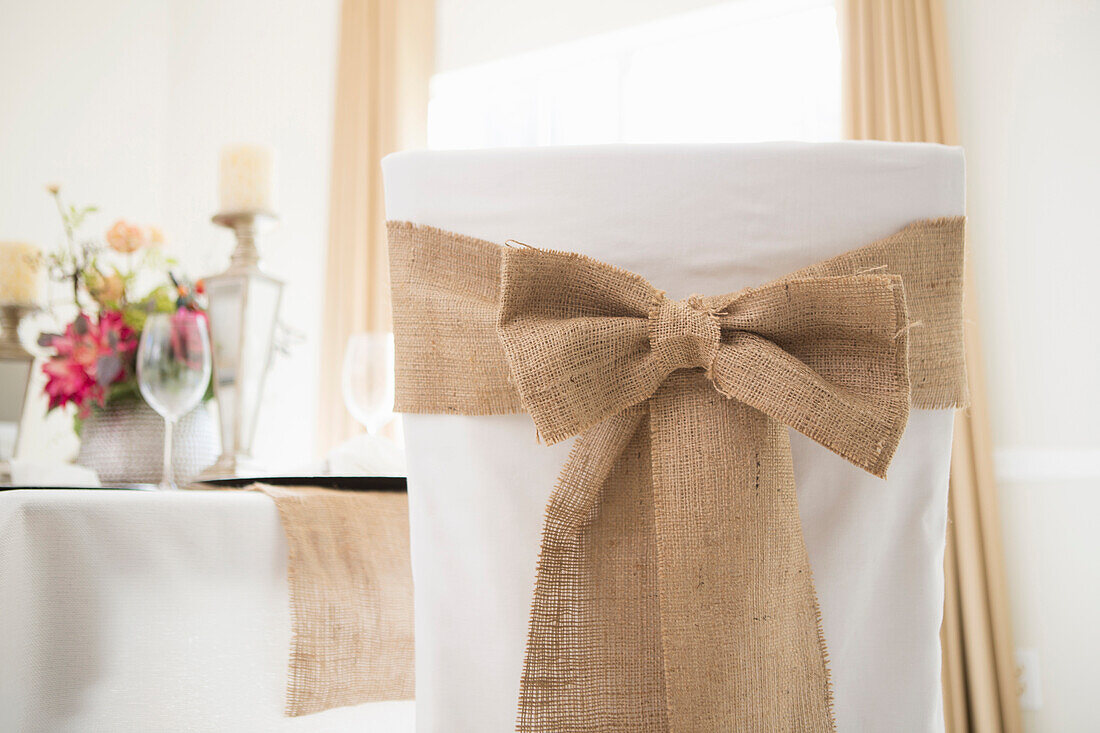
[201,211,283,478]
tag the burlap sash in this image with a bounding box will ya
[389,217,967,732]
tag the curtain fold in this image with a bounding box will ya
[838,2,1020,732]
[318,0,434,451]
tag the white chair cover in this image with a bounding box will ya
[383,142,964,733]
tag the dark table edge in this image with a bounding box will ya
[1,476,408,492]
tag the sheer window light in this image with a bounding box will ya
[428,0,841,149]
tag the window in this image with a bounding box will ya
[428,0,841,149]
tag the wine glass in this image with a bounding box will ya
[137,311,212,490]
[342,332,395,435]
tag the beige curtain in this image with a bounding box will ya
[838,2,1020,731]
[318,0,434,451]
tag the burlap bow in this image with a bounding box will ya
[388,218,968,732]
[498,248,912,473]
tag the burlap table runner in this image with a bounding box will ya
[248,484,414,716]
[389,217,967,732]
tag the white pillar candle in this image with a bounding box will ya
[218,144,277,213]
[0,241,42,306]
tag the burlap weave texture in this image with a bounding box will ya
[253,484,414,717]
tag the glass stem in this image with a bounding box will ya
[162,417,176,490]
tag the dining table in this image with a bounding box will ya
[0,484,414,732]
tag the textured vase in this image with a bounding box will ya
[76,399,219,485]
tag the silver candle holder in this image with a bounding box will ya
[0,304,36,462]
[201,211,283,478]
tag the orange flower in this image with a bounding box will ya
[106,219,155,253]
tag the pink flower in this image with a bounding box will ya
[41,311,137,416]
[42,356,96,412]
[105,219,158,253]
[169,308,209,370]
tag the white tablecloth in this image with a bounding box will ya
[384,142,964,732]
[0,489,414,732]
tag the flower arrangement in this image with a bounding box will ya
[36,186,209,423]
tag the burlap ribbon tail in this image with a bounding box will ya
[389,218,968,732]
[249,484,415,716]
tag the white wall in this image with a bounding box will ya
[944,1,1100,730]
[0,0,339,468]
[0,0,171,459]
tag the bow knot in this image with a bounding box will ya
[650,294,721,373]
[498,245,912,477]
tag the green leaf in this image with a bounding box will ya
[104,380,141,404]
